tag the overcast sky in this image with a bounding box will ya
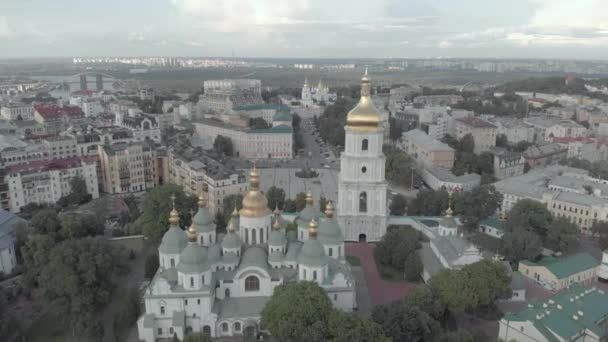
[1,0,607,59]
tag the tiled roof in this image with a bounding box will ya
[520,253,599,279]
[6,156,96,175]
[34,104,84,120]
[456,116,496,129]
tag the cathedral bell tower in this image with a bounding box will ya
[337,69,387,242]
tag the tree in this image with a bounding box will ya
[213,135,233,156]
[375,226,421,272]
[283,199,297,213]
[137,184,197,242]
[437,330,475,342]
[505,199,552,237]
[183,333,211,342]
[496,134,508,148]
[69,175,90,204]
[592,221,608,250]
[389,194,407,216]
[266,186,286,210]
[501,227,542,263]
[223,194,243,215]
[384,145,419,188]
[389,117,403,141]
[372,301,441,342]
[462,260,511,307]
[261,282,332,341]
[407,189,449,216]
[327,310,389,342]
[30,208,61,235]
[430,269,476,313]
[114,287,141,335]
[403,285,445,321]
[319,196,328,213]
[39,238,129,337]
[249,117,271,129]
[404,252,423,281]
[144,252,160,279]
[453,185,503,230]
[459,134,475,153]
[317,98,354,146]
[295,192,307,211]
[214,212,227,234]
[546,217,578,253]
[21,233,56,287]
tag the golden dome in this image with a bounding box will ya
[324,200,335,218]
[227,219,236,233]
[169,194,180,225]
[231,206,239,217]
[346,68,381,131]
[187,223,197,242]
[240,166,271,218]
[305,191,313,207]
[273,216,281,231]
[445,206,454,217]
[309,218,319,239]
[197,192,207,208]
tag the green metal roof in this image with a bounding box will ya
[192,206,215,233]
[237,246,269,271]
[504,284,608,341]
[479,217,505,231]
[248,125,292,134]
[177,242,209,273]
[318,217,344,245]
[221,231,242,249]
[297,239,327,267]
[159,225,188,254]
[521,253,600,279]
[269,229,287,246]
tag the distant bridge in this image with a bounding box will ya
[69,72,118,91]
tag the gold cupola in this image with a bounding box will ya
[345,68,382,131]
[308,218,319,240]
[324,200,335,218]
[169,194,180,226]
[305,191,313,207]
[240,166,271,218]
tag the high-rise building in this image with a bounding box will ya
[337,70,387,242]
[200,79,264,112]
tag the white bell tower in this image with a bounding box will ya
[337,69,387,242]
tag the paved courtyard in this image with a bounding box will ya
[257,168,340,203]
[346,242,417,307]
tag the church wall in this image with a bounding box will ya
[232,268,275,298]
[160,252,180,269]
[239,216,271,245]
[326,289,355,312]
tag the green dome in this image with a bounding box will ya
[177,242,209,273]
[296,207,322,228]
[238,246,268,271]
[208,243,221,261]
[297,239,327,267]
[222,232,242,250]
[318,218,344,245]
[192,207,214,233]
[269,230,287,246]
[159,225,188,254]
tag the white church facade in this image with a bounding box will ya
[137,169,355,341]
[301,78,336,108]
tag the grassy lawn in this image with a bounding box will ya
[346,255,361,266]
[376,260,406,282]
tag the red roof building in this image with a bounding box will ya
[33,104,84,123]
[6,156,97,175]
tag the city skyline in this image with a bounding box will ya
[0,0,607,59]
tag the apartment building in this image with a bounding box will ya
[493,150,525,180]
[401,129,455,169]
[97,141,161,194]
[523,143,568,169]
[167,149,247,213]
[4,156,99,213]
[518,253,599,291]
[454,116,497,153]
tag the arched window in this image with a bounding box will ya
[200,235,204,244]
[170,258,175,267]
[245,229,249,244]
[234,322,241,331]
[245,276,260,292]
[222,323,229,332]
[313,270,317,280]
[201,275,205,284]
[361,166,367,174]
[362,139,369,151]
[225,288,230,298]
[259,228,264,244]
[303,268,307,279]
[328,248,333,257]
[251,230,257,244]
[190,277,194,287]
[359,192,367,213]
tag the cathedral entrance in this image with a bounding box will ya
[358,233,367,243]
[244,326,256,338]
[202,326,211,338]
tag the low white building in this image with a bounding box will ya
[421,167,480,192]
[194,119,293,159]
[5,156,99,212]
